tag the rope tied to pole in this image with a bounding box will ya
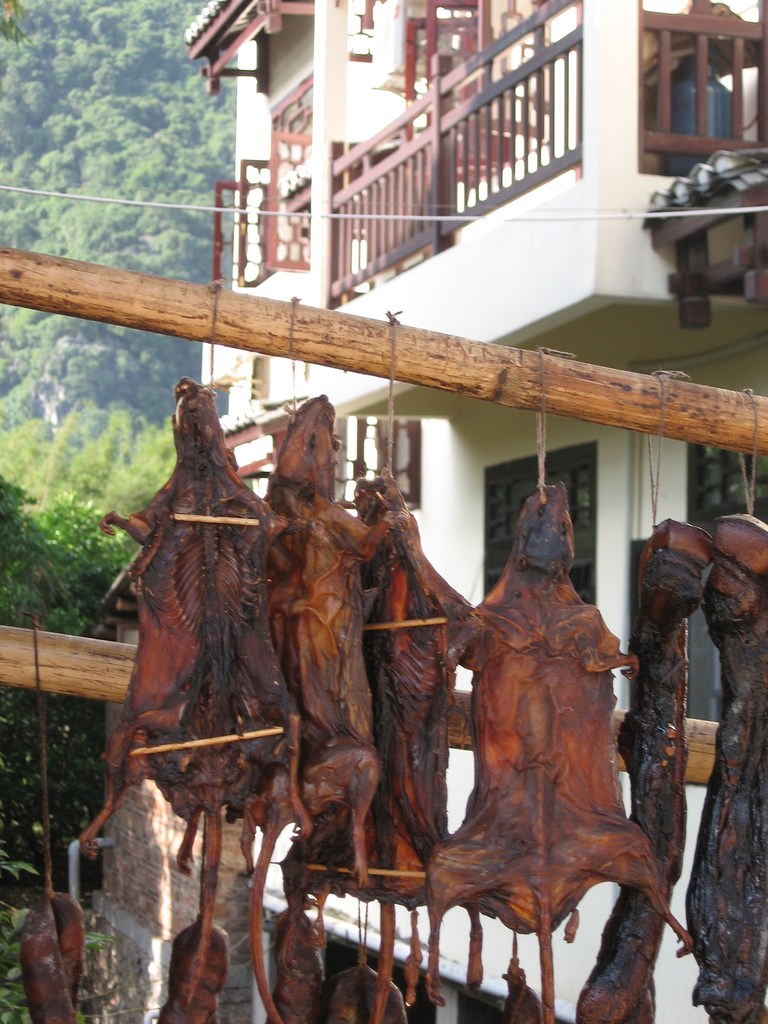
[536,349,575,494]
[289,296,301,413]
[208,280,223,386]
[739,388,759,517]
[647,370,689,527]
[385,310,402,476]
[25,613,53,898]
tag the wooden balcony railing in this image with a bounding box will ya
[328,0,583,306]
[641,1,767,176]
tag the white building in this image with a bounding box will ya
[178,0,768,1020]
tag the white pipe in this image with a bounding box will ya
[68,836,113,902]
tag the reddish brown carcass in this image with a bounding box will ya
[577,519,711,1023]
[355,472,485,1004]
[355,471,481,875]
[248,397,402,1024]
[425,484,692,1024]
[158,917,229,1024]
[270,908,325,1024]
[79,378,306,1003]
[20,892,85,1024]
[319,964,408,1024]
[686,514,768,1024]
[265,396,393,885]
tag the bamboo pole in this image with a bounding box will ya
[0,246,766,454]
[0,625,717,783]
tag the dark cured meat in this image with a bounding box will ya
[265,396,401,886]
[252,397,401,1024]
[577,520,711,1024]
[686,514,768,1024]
[355,472,482,899]
[79,378,306,1004]
[158,918,229,1024]
[319,965,407,1024]
[80,378,301,847]
[502,950,543,1024]
[272,909,324,1024]
[20,893,85,1024]
[426,484,692,1024]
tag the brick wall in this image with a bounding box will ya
[83,709,256,1022]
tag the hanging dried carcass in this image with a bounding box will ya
[425,484,692,1024]
[578,519,712,1023]
[686,514,768,1024]
[158,917,229,1024]
[354,471,485,1002]
[355,471,482,877]
[79,377,306,1001]
[246,396,403,1024]
[319,964,408,1024]
[20,892,85,1024]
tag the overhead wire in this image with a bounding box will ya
[1,181,765,224]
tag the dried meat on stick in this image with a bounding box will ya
[578,519,711,1023]
[355,471,482,879]
[20,893,85,1024]
[158,917,228,1024]
[246,397,403,1024]
[79,378,307,1005]
[355,471,484,1007]
[686,514,768,1024]
[425,484,692,1024]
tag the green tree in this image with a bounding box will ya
[0,404,176,516]
[0,0,234,427]
[0,478,129,890]
[0,1,26,45]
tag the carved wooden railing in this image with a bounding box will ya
[328,0,583,306]
[641,1,767,176]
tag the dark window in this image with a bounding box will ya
[458,990,504,1023]
[680,444,768,721]
[484,443,597,602]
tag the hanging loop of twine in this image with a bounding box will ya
[289,296,301,413]
[24,612,53,898]
[208,280,223,386]
[646,369,689,527]
[385,311,402,477]
[739,388,759,516]
[536,349,575,493]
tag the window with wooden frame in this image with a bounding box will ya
[484,443,597,601]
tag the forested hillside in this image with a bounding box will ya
[0,0,235,427]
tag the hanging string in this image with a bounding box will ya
[356,901,370,966]
[25,613,53,899]
[537,350,548,492]
[739,388,759,516]
[646,370,689,527]
[208,280,223,386]
[385,311,402,476]
[289,297,301,413]
[536,349,575,492]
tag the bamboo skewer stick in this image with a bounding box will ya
[172,513,260,526]
[307,864,427,880]
[362,616,448,632]
[129,727,284,757]
[1,246,767,455]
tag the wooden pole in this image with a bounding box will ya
[0,625,717,784]
[1,246,767,454]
